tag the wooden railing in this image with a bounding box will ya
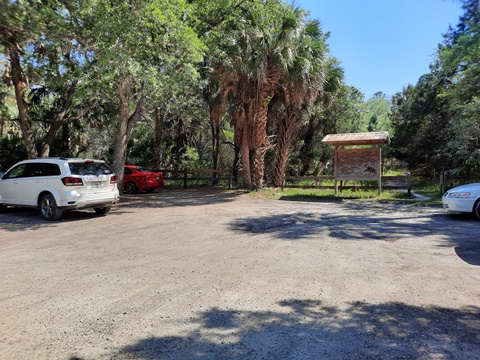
[283,174,412,194]
[440,172,480,194]
[382,174,412,195]
[159,169,232,189]
[282,175,334,190]
[155,169,412,193]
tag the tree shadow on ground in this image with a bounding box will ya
[230,200,480,265]
[0,189,244,232]
[98,300,480,360]
[230,210,442,241]
[0,207,120,232]
[455,245,480,266]
[117,188,245,209]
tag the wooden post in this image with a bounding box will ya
[334,146,338,195]
[378,145,382,195]
[407,173,412,196]
[183,168,188,188]
[440,171,447,194]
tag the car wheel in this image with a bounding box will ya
[124,182,137,194]
[474,200,480,221]
[94,207,111,215]
[40,194,63,221]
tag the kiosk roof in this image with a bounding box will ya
[322,132,391,146]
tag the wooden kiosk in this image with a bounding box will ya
[322,132,391,195]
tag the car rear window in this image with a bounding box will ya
[135,168,152,173]
[69,162,113,176]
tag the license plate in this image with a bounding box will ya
[91,181,102,188]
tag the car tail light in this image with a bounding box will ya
[62,177,84,186]
[110,175,118,184]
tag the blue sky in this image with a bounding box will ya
[299,0,464,99]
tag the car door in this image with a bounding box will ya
[0,163,28,205]
[19,163,47,206]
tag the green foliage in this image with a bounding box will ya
[410,178,443,206]
[391,0,480,177]
[390,73,451,175]
[0,135,25,170]
[0,0,404,186]
[363,92,392,134]
[438,1,480,176]
[0,75,17,121]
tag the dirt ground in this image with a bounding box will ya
[1,188,479,360]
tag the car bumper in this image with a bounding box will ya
[58,190,120,210]
[442,197,475,213]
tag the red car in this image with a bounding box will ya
[123,165,164,193]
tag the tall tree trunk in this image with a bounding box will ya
[111,89,130,191]
[210,115,220,184]
[111,80,145,192]
[300,115,317,175]
[240,123,252,189]
[272,113,297,187]
[251,84,272,189]
[173,117,187,168]
[61,123,69,156]
[39,123,62,157]
[154,107,163,170]
[231,122,242,184]
[10,46,37,158]
[0,116,4,136]
[39,80,78,157]
[232,144,240,184]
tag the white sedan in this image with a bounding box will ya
[442,183,480,220]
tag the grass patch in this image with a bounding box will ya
[251,179,444,207]
[410,179,443,206]
[250,187,413,202]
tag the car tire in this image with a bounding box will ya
[474,200,480,221]
[94,207,111,215]
[124,182,137,194]
[40,194,63,221]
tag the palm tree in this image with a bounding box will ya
[270,16,329,187]
[245,3,303,189]
[298,58,345,176]
[213,1,329,189]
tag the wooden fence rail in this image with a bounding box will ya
[283,174,411,194]
[154,169,412,193]
[158,169,232,189]
[440,172,480,194]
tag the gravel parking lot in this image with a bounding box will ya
[1,189,479,360]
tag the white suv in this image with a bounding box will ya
[0,158,120,220]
